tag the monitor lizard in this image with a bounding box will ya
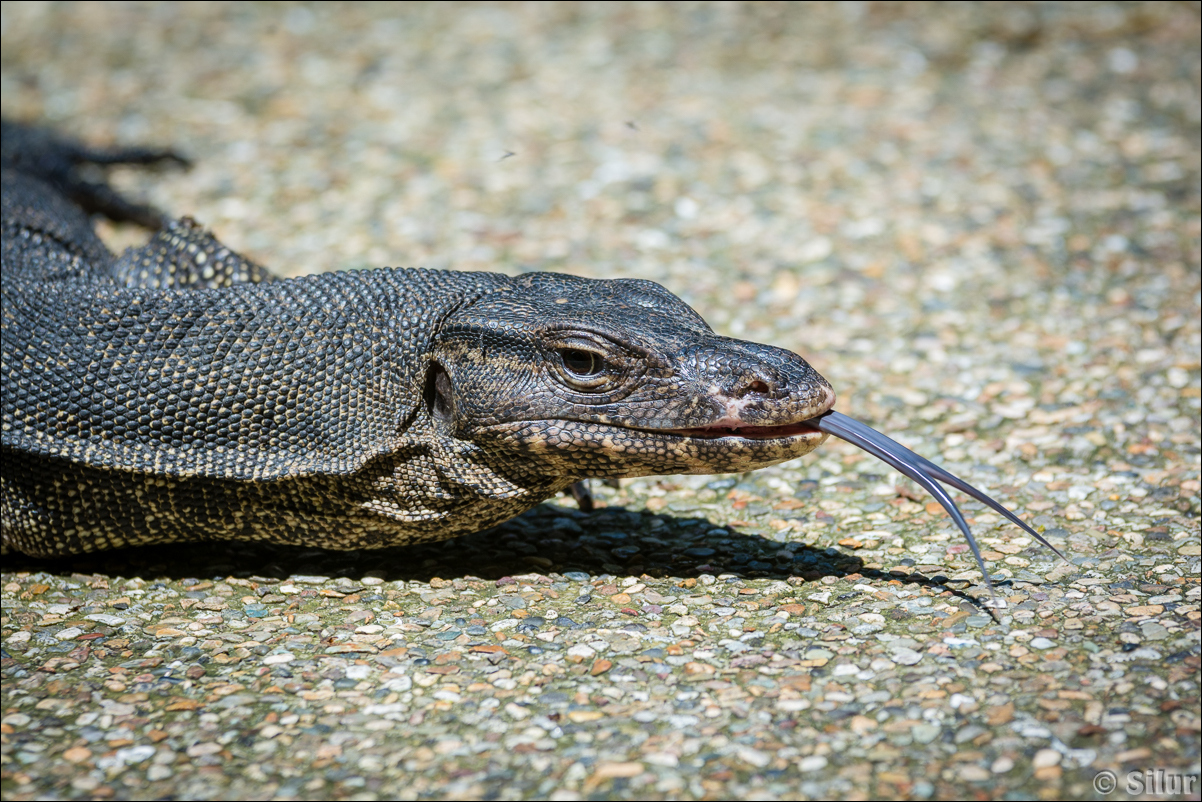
[1,122,1063,597]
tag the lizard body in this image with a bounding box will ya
[2,123,830,557]
[1,123,1063,595]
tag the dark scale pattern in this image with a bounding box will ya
[1,123,834,557]
[111,216,277,289]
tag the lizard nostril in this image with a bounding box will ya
[741,379,771,397]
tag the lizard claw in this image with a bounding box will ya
[568,480,594,512]
[1,120,188,229]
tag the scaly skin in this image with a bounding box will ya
[1,123,833,557]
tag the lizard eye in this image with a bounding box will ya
[560,349,603,377]
[549,339,621,392]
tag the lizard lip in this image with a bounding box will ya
[658,384,836,440]
[659,420,822,440]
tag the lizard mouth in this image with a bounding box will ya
[662,420,822,440]
[658,382,835,440]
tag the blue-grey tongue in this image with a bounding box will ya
[812,409,1068,605]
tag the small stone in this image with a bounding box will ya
[798,755,828,772]
[592,762,644,779]
[568,710,604,723]
[1125,604,1164,616]
[1032,748,1062,769]
[62,746,92,763]
[116,745,156,765]
[1140,623,1169,640]
[890,648,923,666]
[504,703,530,720]
[912,723,940,744]
[737,747,770,768]
[955,724,987,743]
[643,751,679,767]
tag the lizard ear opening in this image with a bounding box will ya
[424,361,454,425]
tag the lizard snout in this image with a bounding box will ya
[682,339,834,428]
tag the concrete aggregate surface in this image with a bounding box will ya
[2,2,1199,800]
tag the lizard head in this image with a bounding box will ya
[424,272,1067,600]
[428,272,834,479]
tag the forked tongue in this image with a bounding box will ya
[812,410,1069,608]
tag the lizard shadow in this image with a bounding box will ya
[6,502,982,601]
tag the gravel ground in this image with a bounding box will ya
[2,2,1199,800]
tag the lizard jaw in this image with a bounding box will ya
[658,419,822,440]
[655,382,835,440]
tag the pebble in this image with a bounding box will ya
[912,723,941,744]
[991,756,1015,774]
[890,648,924,666]
[798,756,829,773]
[1032,749,1063,769]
